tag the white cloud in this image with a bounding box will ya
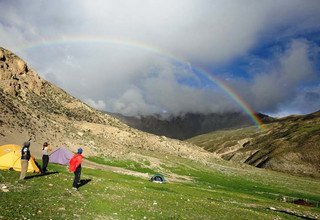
[0,1,319,117]
[219,39,319,115]
[250,39,317,112]
[84,99,106,111]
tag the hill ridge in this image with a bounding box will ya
[188,111,320,177]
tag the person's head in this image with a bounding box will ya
[77,148,83,154]
[23,141,30,148]
[43,142,48,150]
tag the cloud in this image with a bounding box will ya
[250,39,318,112]
[1,0,320,63]
[0,1,319,117]
[85,99,106,111]
[269,85,320,117]
[226,39,319,114]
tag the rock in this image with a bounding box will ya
[14,58,26,73]
[237,138,251,147]
[77,132,84,137]
[0,49,5,61]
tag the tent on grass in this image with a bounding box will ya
[150,174,166,183]
[49,147,73,165]
[0,144,41,173]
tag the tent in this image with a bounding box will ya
[0,144,21,156]
[49,147,73,165]
[150,174,166,183]
[0,144,40,173]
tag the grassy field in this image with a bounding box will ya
[0,156,319,219]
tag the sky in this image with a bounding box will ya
[0,0,319,118]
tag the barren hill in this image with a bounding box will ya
[0,47,212,163]
[188,111,320,177]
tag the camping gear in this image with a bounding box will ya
[150,174,166,183]
[0,144,40,173]
[49,147,73,165]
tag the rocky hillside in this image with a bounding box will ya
[0,47,212,163]
[111,112,275,140]
[188,111,320,177]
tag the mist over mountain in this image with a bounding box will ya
[110,112,275,140]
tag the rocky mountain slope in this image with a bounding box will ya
[111,112,275,140]
[0,47,212,163]
[188,111,320,177]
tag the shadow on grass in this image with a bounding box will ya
[78,179,92,188]
[25,171,59,179]
[146,185,176,193]
[268,207,316,220]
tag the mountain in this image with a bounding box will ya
[111,112,275,140]
[1,48,320,220]
[0,47,211,162]
[188,111,320,177]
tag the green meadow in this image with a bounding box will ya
[0,156,319,219]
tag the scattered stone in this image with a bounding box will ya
[77,132,84,137]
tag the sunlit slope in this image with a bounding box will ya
[188,111,320,177]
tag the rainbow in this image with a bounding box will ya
[15,36,265,129]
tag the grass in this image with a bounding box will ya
[87,156,155,174]
[0,156,319,219]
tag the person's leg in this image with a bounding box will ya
[73,166,81,188]
[42,155,49,173]
[41,155,45,173]
[19,160,28,180]
[78,166,81,183]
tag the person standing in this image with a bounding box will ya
[20,141,31,180]
[41,142,51,174]
[69,148,84,190]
